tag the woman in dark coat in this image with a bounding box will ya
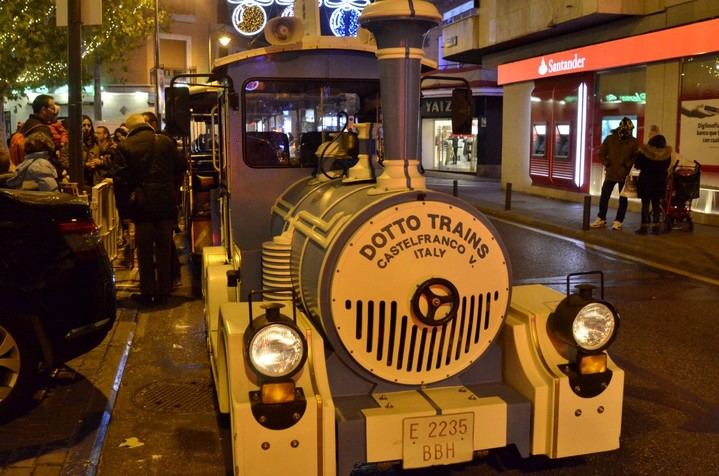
[634,134,672,235]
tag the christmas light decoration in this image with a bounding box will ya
[226,0,368,38]
[232,0,269,36]
[329,6,360,37]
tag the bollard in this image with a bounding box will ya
[582,195,592,230]
[453,180,458,197]
[505,182,512,210]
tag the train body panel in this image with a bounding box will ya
[217,300,336,475]
[503,285,624,458]
[167,1,626,473]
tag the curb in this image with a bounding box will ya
[473,204,719,285]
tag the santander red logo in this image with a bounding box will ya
[538,58,548,75]
[538,53,586,76]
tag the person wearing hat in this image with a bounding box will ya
[591,117,639,230]
[115,113,186,306]
[633,134,672,235]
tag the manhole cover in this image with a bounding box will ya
[133,379,215,413]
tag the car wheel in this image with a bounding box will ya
[0,317,41,422]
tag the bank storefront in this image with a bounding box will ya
[498,18,719,224]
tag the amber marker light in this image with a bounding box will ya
[261,381,297,404]
[578,353,608,375]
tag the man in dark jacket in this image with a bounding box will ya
[116,114,186,306]
[591,117,639,231]
[11,95,57,166]
[20,94,56,139]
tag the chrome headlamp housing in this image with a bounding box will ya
[244,302,307,381]
[548,281,620,354]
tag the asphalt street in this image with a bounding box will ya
[1,175,717,475]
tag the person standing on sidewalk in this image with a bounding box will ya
[591,117,638,230]
[142,111,185,286]
[116,114,185,306]
[634,134,671,235]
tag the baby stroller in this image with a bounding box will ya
[662,160,701,232]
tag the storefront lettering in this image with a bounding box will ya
[423,99,452,114]
[538,53,587,76]
[359,213,491,269]
[604,92,646,103]
[696,121,719,143]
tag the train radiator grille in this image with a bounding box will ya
[343,292,502,380]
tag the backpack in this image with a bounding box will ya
[9,124,43,166]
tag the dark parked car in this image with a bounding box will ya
[0,189,116,421]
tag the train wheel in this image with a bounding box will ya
[0,316,41,422]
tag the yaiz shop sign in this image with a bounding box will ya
[421,97,481,118]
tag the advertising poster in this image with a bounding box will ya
[679,98,719,166]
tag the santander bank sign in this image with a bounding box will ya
[538,53,587,76]
[498,18,719,85]
[497,51,590,85]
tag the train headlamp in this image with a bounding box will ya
[572,302,616,351]
[248,323,306,379]
[548,273,620,355]
[245,299,307,381]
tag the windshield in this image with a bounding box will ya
[242,79,380,168]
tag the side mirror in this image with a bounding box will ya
[165,86,191,136]
[451,88,473,135]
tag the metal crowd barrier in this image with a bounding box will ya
[90,180,122,261]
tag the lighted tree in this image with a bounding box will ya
[0,0,166,149]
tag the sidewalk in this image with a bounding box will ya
[424,172,719,284]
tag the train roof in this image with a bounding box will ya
[213,35,437,71]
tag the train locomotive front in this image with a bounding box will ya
[197,1,625,474]
[270,176,511,386]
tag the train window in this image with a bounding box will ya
[242,79,380,168]
[532,123,547,156]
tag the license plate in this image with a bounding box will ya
[402,413,474,469]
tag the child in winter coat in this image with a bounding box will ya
[634,134,671,235]
[5,133,59,192]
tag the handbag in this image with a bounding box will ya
[620,167,639,198]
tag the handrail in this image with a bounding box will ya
[211,105,220,173]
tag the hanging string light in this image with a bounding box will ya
[9,0,154,88]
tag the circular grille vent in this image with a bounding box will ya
[327,200,510,385]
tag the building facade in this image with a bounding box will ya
[442,0,719,224]
[7,0,228,133]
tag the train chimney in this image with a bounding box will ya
[360,0,441,192]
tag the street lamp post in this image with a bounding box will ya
[154,0,162,126]
[208,27,233,70]
[68,0,84,188]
